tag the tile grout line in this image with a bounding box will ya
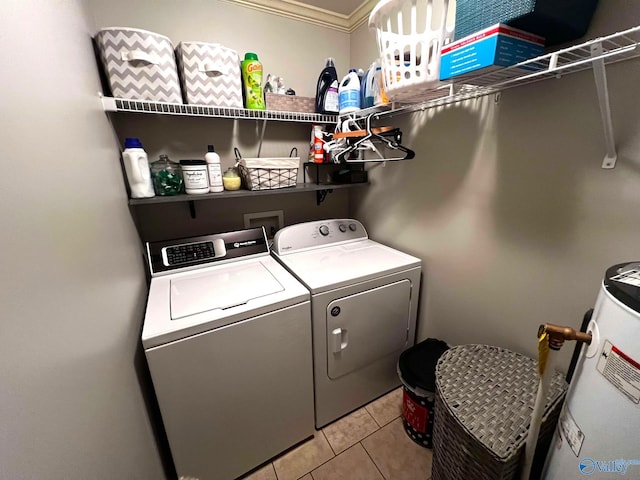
[274,400,403,480]
[301,429,338,477]
[321,428,339,457]
[358,414,405,479]
[359,438,388,479]
[365,405,384,429]
[306,423,384,480]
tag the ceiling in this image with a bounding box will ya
[223,0,378,33]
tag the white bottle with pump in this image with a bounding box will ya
[122,137,155,198]
[205,144,224,193]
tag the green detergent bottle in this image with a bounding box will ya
[241,52,265,110]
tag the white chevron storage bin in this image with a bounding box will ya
[95,27,182,103]
[176,42,243,107]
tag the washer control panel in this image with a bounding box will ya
[272,219,368,254]
[147,227,269,276]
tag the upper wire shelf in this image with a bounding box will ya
[352,25,640,120]
[101,96,338,124]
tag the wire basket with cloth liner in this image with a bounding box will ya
[235,147,300,191]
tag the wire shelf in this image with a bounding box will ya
[360,25,640,119]
[101,96,338,123]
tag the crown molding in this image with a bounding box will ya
[348,0,379,32]
[218,0,377,33]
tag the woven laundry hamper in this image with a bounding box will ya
[95,27,182,103]
[432,345,567,480]
[176,42,243,107]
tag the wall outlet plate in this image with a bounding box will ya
[244,210,284,239]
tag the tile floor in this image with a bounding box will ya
[241,388,433,480]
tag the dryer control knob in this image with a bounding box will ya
[349,223,357,231]
[339,224,347,232]
[319,225,330,236]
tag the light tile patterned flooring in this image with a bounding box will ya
[240,388,433,480]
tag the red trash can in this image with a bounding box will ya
[398,338,449,448]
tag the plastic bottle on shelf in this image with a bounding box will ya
[122,137,155,198]
[311,125,326,163]
[360,67,369,108]
[205,145,224,193]
[338,69,361,115]
[315,58,339,114]
[374,66,389,106]
[241,52,265,110]
[363,62,377,108]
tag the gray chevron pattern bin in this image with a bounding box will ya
[95,27,182,103]
[176,42,243,107]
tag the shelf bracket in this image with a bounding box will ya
[256,119,267,157]
[316,189,333,205]
[188,200,196,219]
[591,42,618,169]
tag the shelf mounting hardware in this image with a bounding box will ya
[188,200,197,219]
[257,119,267,157]
[591,42,617,169]
[316,189,332,205]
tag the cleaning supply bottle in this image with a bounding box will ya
[374,66,389,106]
[205,144,224,193]
[315,58,339,114]
[360,67,368,108]
[241,52,265,110]
[311,125,326,163]
[363,62,377,108]
[122,137,155,198]
[338,69,361,115]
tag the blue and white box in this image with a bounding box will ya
[439,24,545,82]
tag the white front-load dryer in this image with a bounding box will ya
[272,219,421,428]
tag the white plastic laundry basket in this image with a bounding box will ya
[369,0,456,102]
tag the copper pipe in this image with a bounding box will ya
[539,323,593,350]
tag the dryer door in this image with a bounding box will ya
[327,279,411,380]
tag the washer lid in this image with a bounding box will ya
[605,262,640,314]
[170,261,284,319]
[142,256,309,349]
[274,239,420,293]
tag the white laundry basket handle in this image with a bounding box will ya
[120,49,159,65]
[368,0,397,28]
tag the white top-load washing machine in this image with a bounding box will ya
[272,219,421,428]
[142,227,314,480]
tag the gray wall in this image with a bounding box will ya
[0,0,166,478]
[90,0,352,241]
[4,1,637,478]
[0,2,352,478]
[350,2,640,370]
